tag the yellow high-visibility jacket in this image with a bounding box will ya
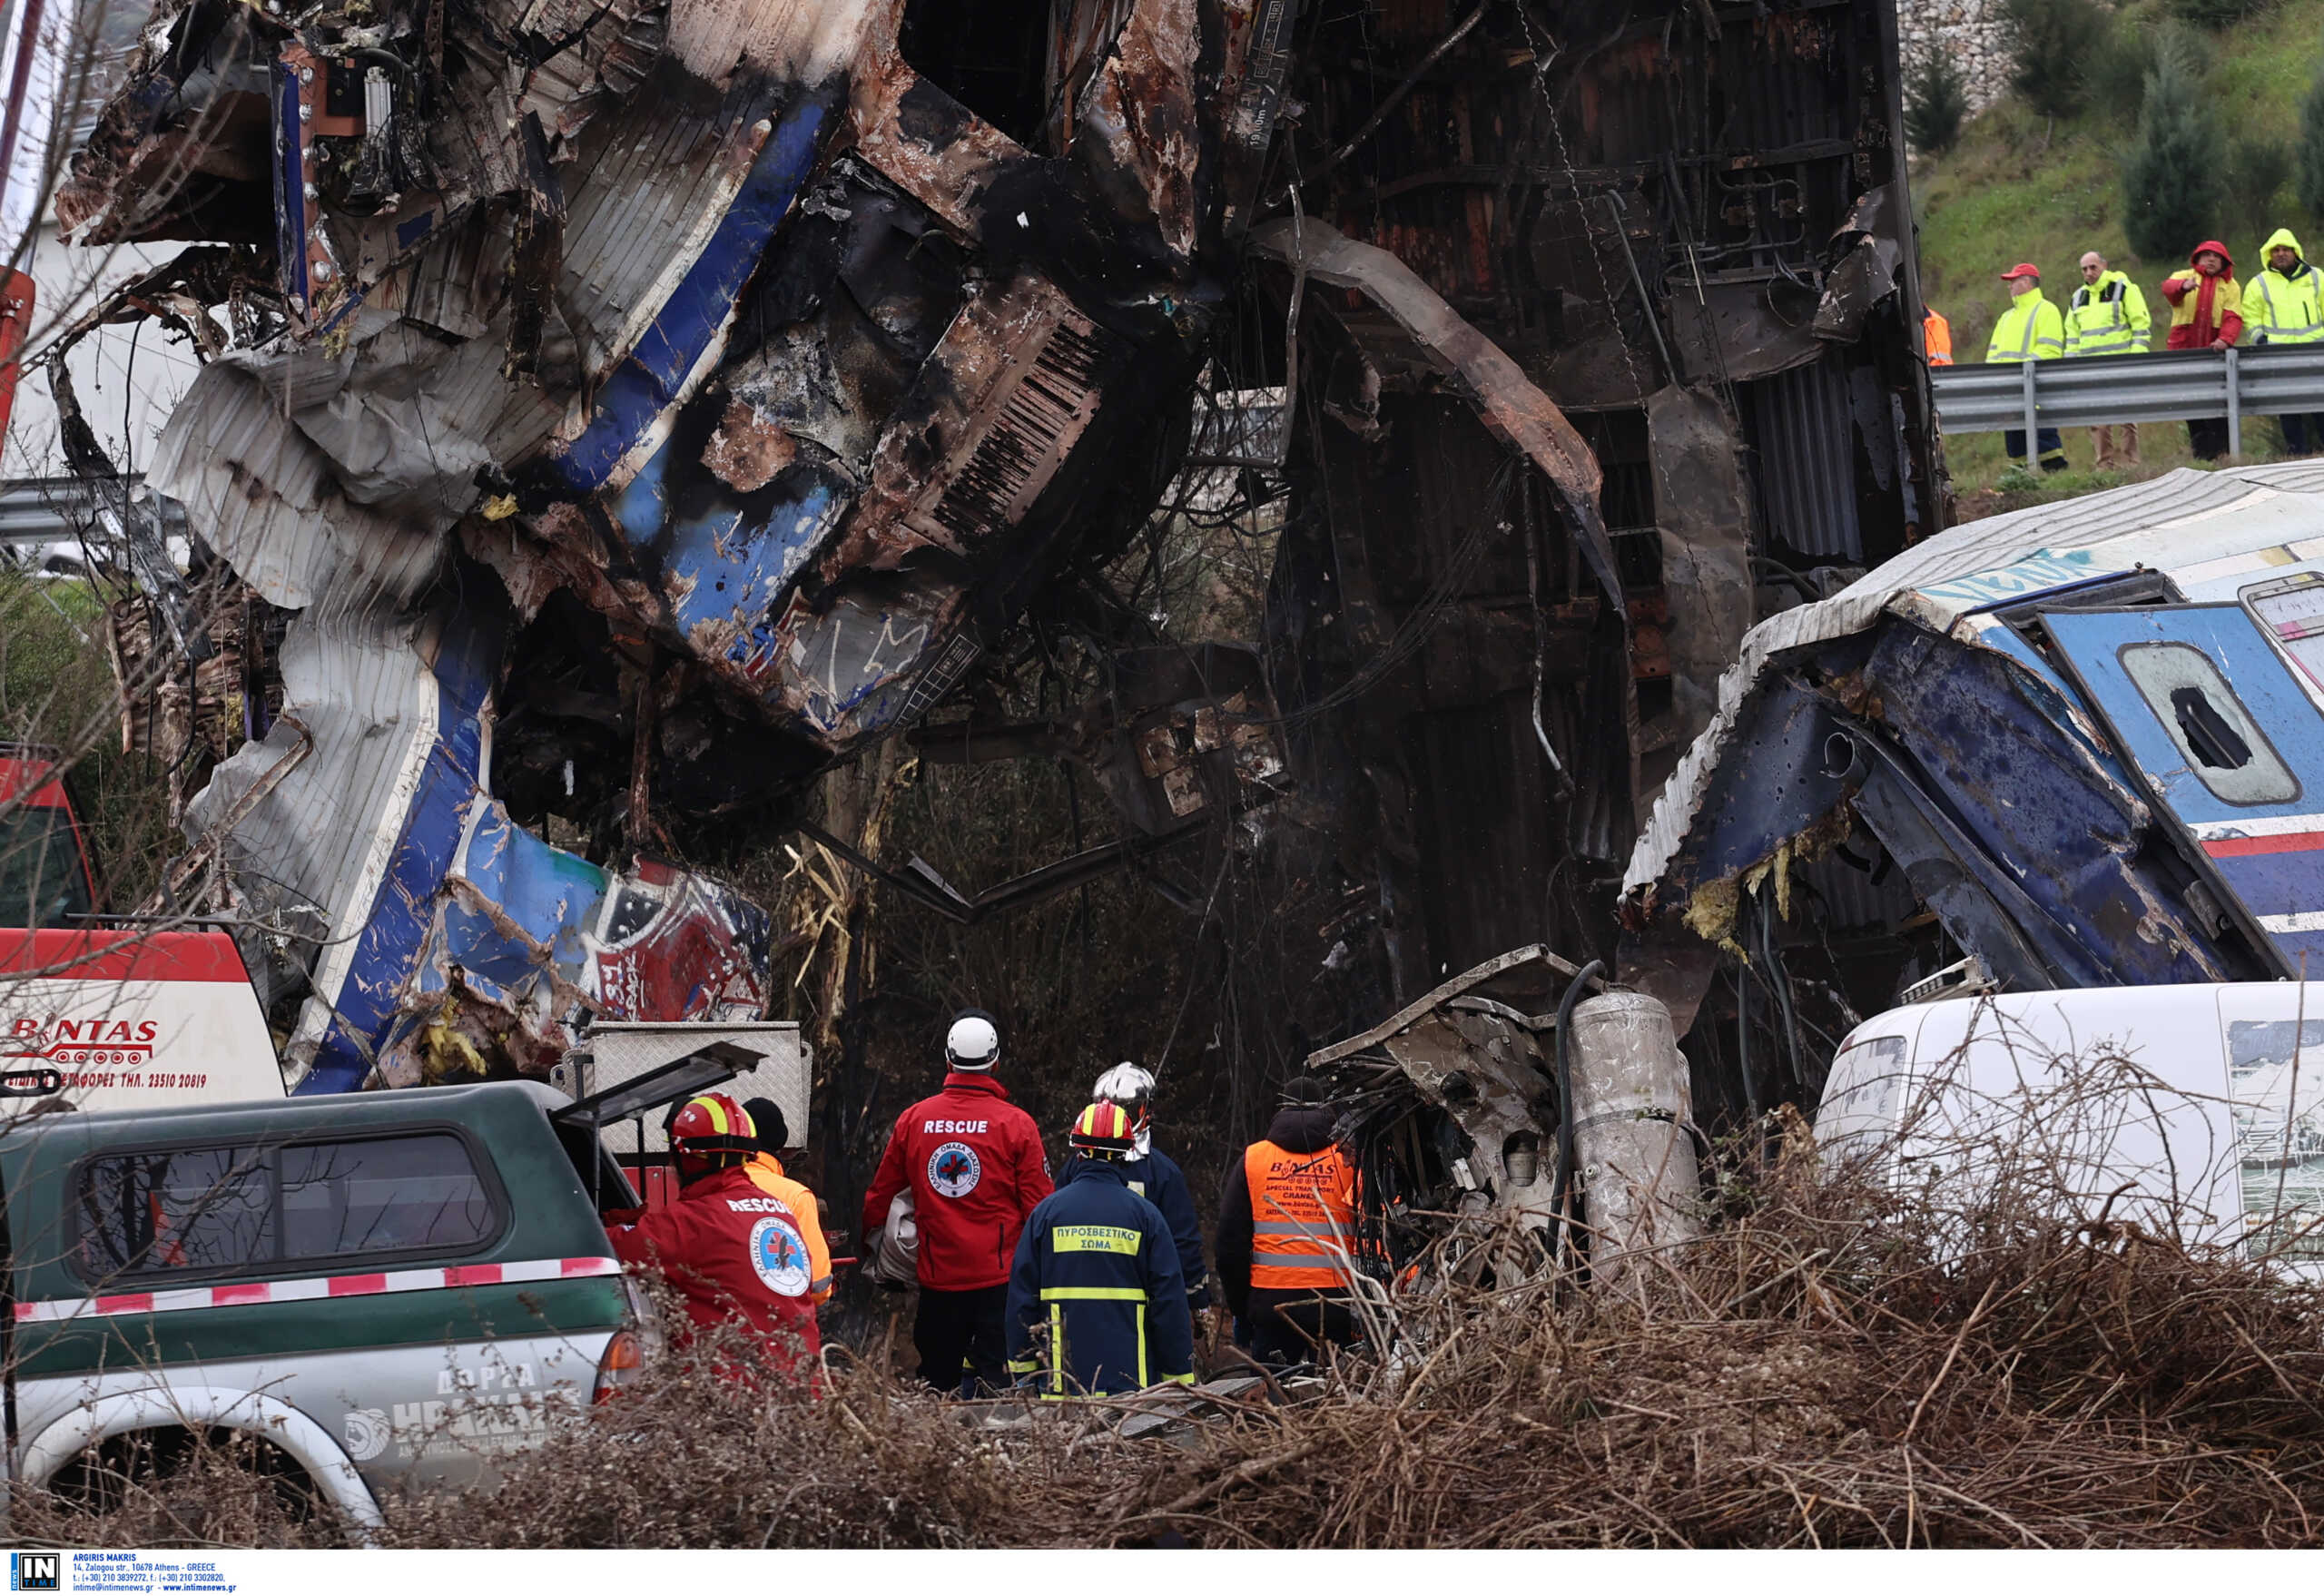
[2063,271,2151,356]
[1985,288,2065,362]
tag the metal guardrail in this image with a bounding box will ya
[0,475,182,548]
[1931,347,2324,455]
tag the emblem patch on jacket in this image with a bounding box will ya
[929,1140,983,1197]
[750,1215,812,1296]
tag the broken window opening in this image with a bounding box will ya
[2117,642,2299,807]
[2169,686,2253,772]
[2240,573,2324,700]
[901,0,1055,148]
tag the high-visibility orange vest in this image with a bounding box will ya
[1924,306,1954,366]
[1244,1139,1358,1292]
[746,1153,833,1304]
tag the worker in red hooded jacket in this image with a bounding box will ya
[2159,240,2244,460]
[605,1093,822,1380]
[862,1009,1053,1394]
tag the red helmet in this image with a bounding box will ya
[1068,1101,1137,1160]
[667,1093,758,1159]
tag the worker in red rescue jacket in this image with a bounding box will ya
[2160,240,2244,460]
[861,1010,1054,1394]
[606,1093,822,1378]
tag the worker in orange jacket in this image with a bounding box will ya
[1923,304,1953,366]
[1215,1076,1365,1366]
[743,1096,832,1305]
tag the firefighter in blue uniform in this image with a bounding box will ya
[1004,1102,1197,1397]
[1070,1063,1209,1328]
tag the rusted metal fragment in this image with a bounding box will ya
[704,400,799,492]
[1248,216,1623,615]
[663,0,891,91]
[827,272,1123,573]
[850,61,1027,239]
[1812,182,1905,345]
[1310,945,1601,1266]
[1206,0,1302,238]
[1074,0,1204,258]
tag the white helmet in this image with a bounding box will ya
[946,1010,1000,1071]
[1092,1061,1154,1157]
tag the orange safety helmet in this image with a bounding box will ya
[1068,1100,1137,1160]
[667,1092,759,1161]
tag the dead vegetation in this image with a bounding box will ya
[19,1145,2324,1550]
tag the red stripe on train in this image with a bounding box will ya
[2203,832,2324,858]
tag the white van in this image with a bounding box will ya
[1817,982,2324,1270]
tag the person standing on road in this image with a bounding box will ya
[1004,1102,1196,1398]
[2241,228,2324,457]
[2160,241,2244,460]
[861,1010,1053,1395]
[1985,263,2069,472]
[2063,251,2151,468]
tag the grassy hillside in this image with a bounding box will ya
[1914,0,2324,495]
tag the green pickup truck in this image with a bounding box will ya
[0,1079,661,1528]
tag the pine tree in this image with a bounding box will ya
[2122,32,2227,261]
[2004,0,2098,119]
[2299,37,2324,222]
[1905,47,1971,155]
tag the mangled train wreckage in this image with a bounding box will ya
[34,0,1940,1115]
[1623,462,2324,1127]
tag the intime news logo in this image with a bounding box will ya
[10,1552,58,1591]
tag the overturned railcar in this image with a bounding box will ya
[44,0,1320,1089]
[1625,463,2324,1128]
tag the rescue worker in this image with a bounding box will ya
[1216,1075,1364,1367]
[1922,303,1953,366]
[2160,241,2244,460]
[861,1009,1053,1395]
[1060,1063,1209,1330]
[1986,262,2069,472]
[2242,228,2324,456]
[742,1097,832,1305]
[1004,1102,1196,1397]
[605,1093,821,1376]
[2063,251,2151,468]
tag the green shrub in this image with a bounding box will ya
[2004,0,2102,117]
[2229,134,2295,241]
[1905,46,1972,154]
[2122,29,2227,259]
[2085,18,2157,119]
[2300,35,2324,221]
[2168,0,2269,30]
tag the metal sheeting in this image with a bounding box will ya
[1745,359,1859,560]
[188,605,453,1081]
[147,358,450,614]
[1246,216,1620,611]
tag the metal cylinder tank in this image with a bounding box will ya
[1568,990,1701,1281]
